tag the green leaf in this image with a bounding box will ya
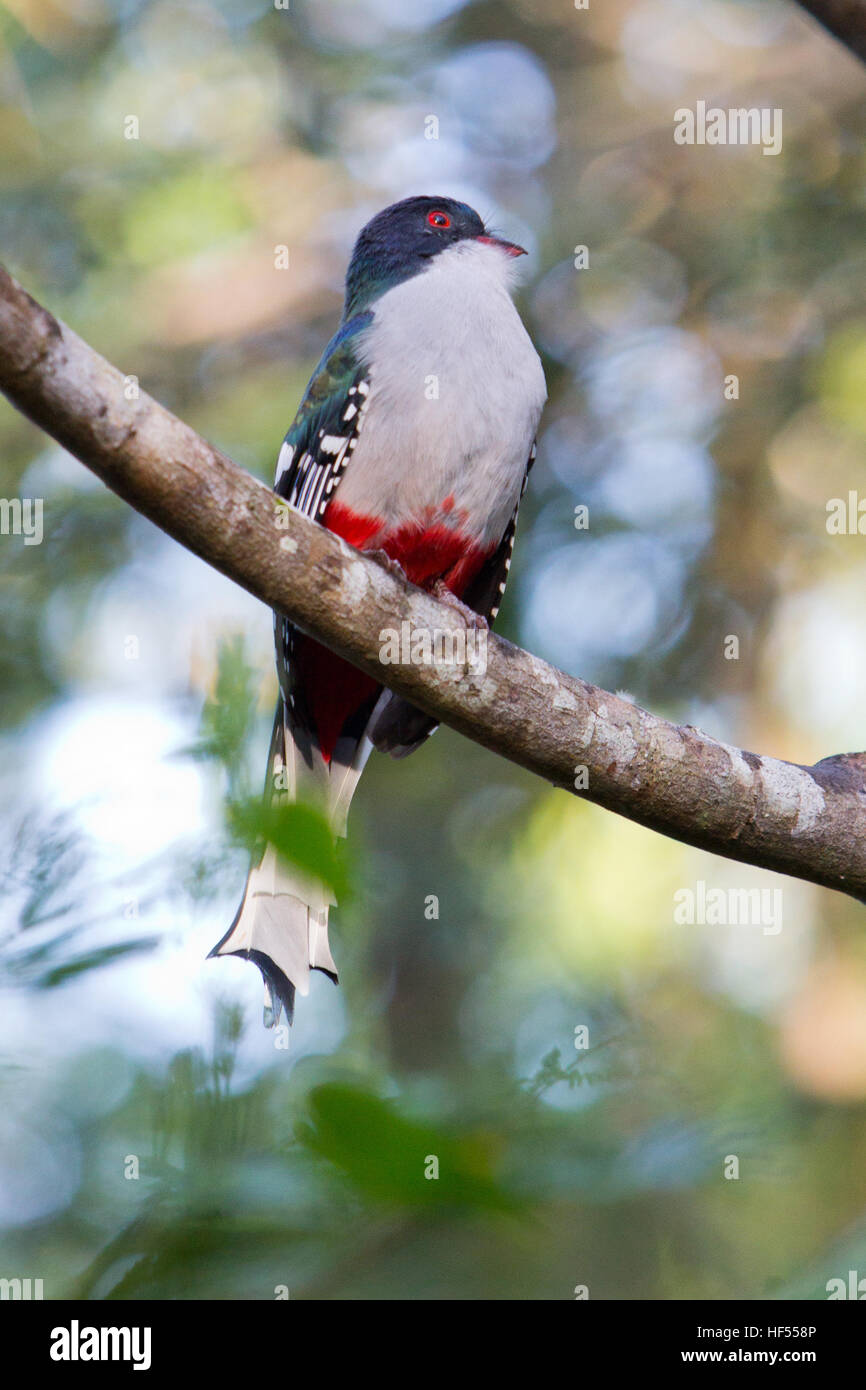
[31,936,160,989]
[182,634,260,796]
[228,798,350,901]
[297,1083,520,1214]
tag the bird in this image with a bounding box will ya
[208,194,547,1027]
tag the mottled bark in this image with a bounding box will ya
[1,263,865,901]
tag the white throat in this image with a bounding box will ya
[335,235,547,547]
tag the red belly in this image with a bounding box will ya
[294,499,490,762]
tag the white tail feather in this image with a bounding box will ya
[329,732,374,837]
[209,705,365,1027]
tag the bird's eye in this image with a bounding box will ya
[427,210,451,229]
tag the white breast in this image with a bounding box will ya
[336,238,547,548]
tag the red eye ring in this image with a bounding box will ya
[427,210,451,228]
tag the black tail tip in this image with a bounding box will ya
[207,943,297,1028]
[248,949,296,1027]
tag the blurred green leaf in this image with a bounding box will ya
[33,935,160,988]
[228,796,349,900]
[182,633,260,797]
[818,321,866,436]
[122,169,252,268]
[297,1083,520,1214]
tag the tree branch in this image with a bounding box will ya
[1,262,865,902]
[794,1,866,64]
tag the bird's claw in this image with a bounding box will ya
[432,579,489,631]
[368,548,407,582]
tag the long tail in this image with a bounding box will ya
[208,705,372,1027]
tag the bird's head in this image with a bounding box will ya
[344,195,527,316]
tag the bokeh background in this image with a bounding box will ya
[1,0,866,1300]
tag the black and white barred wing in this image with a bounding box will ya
[274,378,371,521]
[274,311,374,519]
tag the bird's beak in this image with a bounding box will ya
[476,234,527,258]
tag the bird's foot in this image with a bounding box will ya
[368,548,407,582]
[432,579,489,632]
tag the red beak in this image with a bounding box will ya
[476,234,527,258]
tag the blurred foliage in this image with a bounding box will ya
[187,635,351,896]
[184,634,261,799]
[229,798,351,902]
[1,0,866,1301]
